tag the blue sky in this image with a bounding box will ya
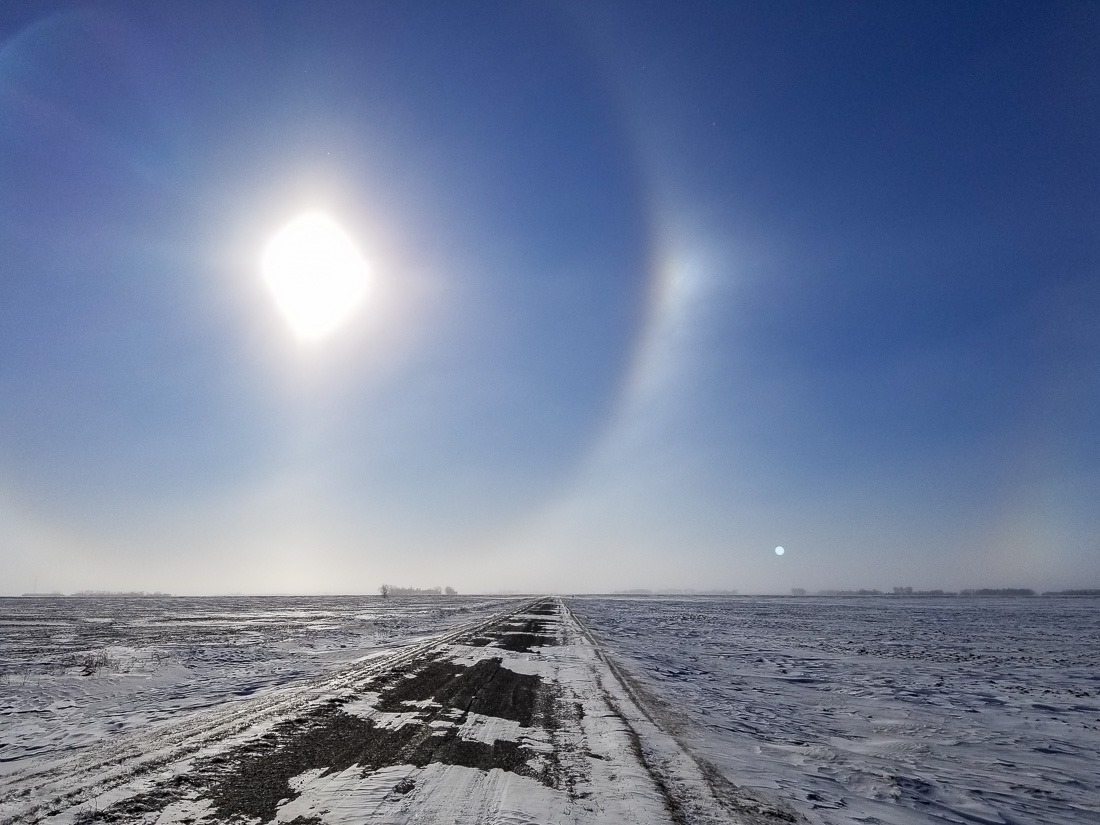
[1,2,1097,595]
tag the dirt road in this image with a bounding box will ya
[1,598,800,824]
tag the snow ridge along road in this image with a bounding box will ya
[1,598,799,824]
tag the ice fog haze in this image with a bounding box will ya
[1,3,1098,596]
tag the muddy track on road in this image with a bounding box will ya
[96,601,565,823]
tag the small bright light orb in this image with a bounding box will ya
[261,212,370,341]
[775,546,785,556]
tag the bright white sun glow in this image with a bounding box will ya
[261,212,370,341]
[775,545,785,556]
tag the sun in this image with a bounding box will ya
[261,212,370,341]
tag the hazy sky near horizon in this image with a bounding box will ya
[2,2,1098,595]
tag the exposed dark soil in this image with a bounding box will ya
[487,617,557,653]
[494,629,553,653]
[455,600,558,653]
[203,705,536,822]
[375,657,539,726]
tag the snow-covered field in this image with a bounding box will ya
[0,597,771,825]
[4,594,1097,824]
[570,596,1100,825]
[0,594,521,774]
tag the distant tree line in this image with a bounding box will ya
[1043,589,1100,596]
[612,588,739,596]
[959,588,1035,596]
[791,587,1050,597]
[378,584,457,598]
[67,591,173,597]
[812,589,887,596]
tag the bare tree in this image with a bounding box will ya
[379,583,390,599]
[444,586,456,596]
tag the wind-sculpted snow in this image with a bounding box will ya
[569,596,1100,825]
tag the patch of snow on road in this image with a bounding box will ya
[149,797,216,825]
[455,711,529,746]
[274,764,417,823]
